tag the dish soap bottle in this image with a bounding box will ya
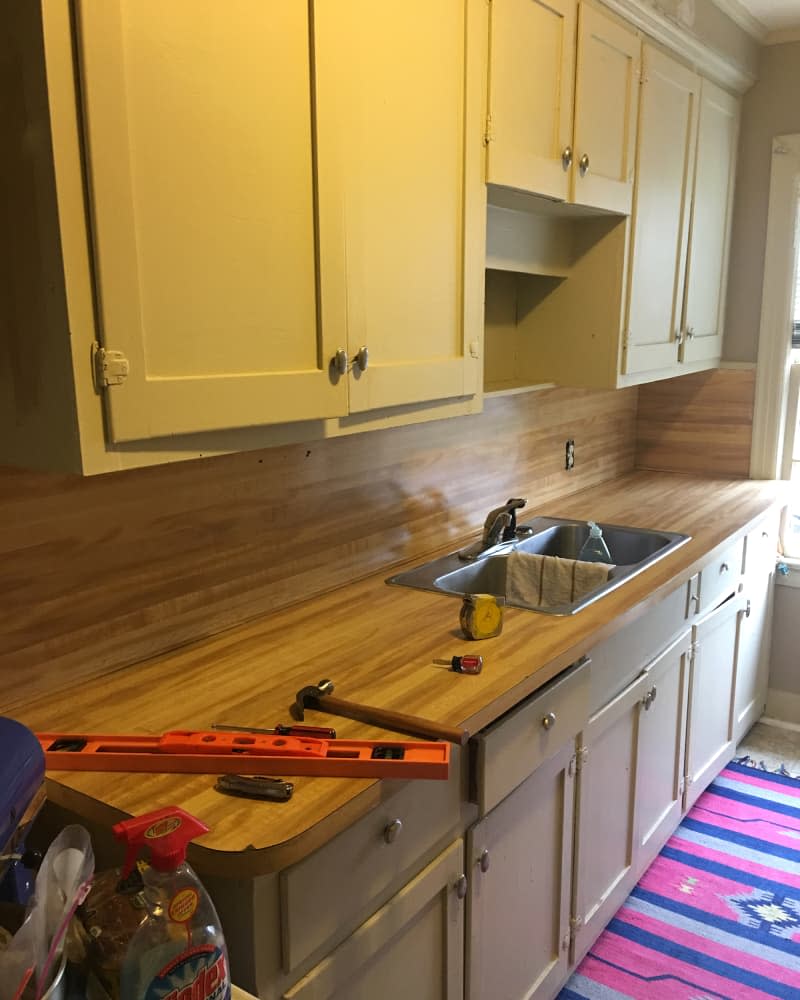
[114,806,231,1000]
[578,521,612,563]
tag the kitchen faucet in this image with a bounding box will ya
[459,498,527,560]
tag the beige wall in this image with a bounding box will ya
[724,41,800,362]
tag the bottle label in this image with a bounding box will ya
[168,887,200,923]
[144,943,230,1000]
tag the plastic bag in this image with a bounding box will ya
[0,825,94,1000]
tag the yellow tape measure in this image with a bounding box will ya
[459,594,503,640]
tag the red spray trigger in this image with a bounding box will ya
[113,806,209,877]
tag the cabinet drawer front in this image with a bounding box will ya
[588,584,687,714]
[692,537,744,617]
[743,512,780,580]
[474,660,590,814]
[280,761,462,972]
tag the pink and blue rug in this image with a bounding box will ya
[560,762,800,998]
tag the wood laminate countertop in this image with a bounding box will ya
[14,473,786,876]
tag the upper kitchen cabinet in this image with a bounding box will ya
[2,0,484,474]
[622,45,700,378]
[486,0,640,214]
[679,79,740,368]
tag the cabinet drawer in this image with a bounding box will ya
[743,511,780,580]
[588,584,687,714]
[688,537,744,617]
[473,659,590,815]
[280,757,462,972]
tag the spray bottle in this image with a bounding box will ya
[113,806,231,1000]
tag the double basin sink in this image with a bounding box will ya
[386,516,690,615]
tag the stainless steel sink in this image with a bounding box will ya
[386,517,690,615]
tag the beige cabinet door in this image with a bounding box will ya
[680,81,740,366]
[486,0,577,201]
[466,740,575,1000]
[315,0,481,414]
[571,671,648,965]
[685,595,741,810]
[623,46,699,377]
[732,572,774,742]
[572,2,640,214]
[76,1,346,442]
[634,632,691,874]
[283,840,465,1000]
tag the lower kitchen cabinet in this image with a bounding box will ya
[570,630,690,965]
[684,594,741,810]
[283,839,465,1000]
[466,740,576,1000]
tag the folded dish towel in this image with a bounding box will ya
[505,551,614,609]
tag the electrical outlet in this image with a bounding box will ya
[565,439,575,471]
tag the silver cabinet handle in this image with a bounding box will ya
[642,686,657,711]
[477,849,490,873]
[455,874,468,900]
[352,345,369,373]
[686,326,695,339]
[542,711,557,731]
[562,146,573,170]
[579,153,590,176]
[675,329,684,345]
[383,818,403,844]
[720,563,729,573]
[332,349,348,376]
[744,599,752,619]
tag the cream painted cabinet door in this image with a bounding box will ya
[623,46,699,378]
[570,671,647,965]
[486,0,577,201]
[680,81,740,366]
[733,572,774,743]
[283,840,465,1000]
[314,0,482,414]
[75,1,346,442]
[572,2,640,214]
[634,632,691,873]
[466,741,575,1000]
[685,595,741,811]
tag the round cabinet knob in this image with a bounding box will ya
[542,711,557,731]
[331,349,348,376]
[720,563,729,574]
[745,599,752,619]
[643,686,658,710]
[477,849,490,873]
[686,326,696,339]
[352,345,369,373]
[454,874,468,900]
[579,153,590,176]
[383,818,403,844]
[561,146,573,170]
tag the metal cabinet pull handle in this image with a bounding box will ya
[477,849,490,873]
[579,153,590,176]
[383,818,403,844]
[686,326,695,339]
[745,599,752,619]
[720,563,729,573]
[562,146,573,170]
[352,346,369,373]
[455,874,468,900]
[542,711,557,731]
[642,686,657,710]
[332,349,348,376]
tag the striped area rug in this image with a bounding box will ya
[559,762,800,999]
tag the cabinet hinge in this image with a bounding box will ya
[484,113,494,146]
[569,747,589,776]
[92,343,130,389]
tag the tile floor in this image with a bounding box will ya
[735,719,800,777]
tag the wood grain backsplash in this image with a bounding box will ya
[1,386,637,710]
[635,368,755,478]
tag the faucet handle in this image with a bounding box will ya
[482,498,527,545]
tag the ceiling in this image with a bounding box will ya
[735,0,800,35]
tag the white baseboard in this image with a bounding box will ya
[764,688,800,728]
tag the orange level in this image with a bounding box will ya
[37,730,450,780]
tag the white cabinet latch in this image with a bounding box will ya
[93,343,130,389]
